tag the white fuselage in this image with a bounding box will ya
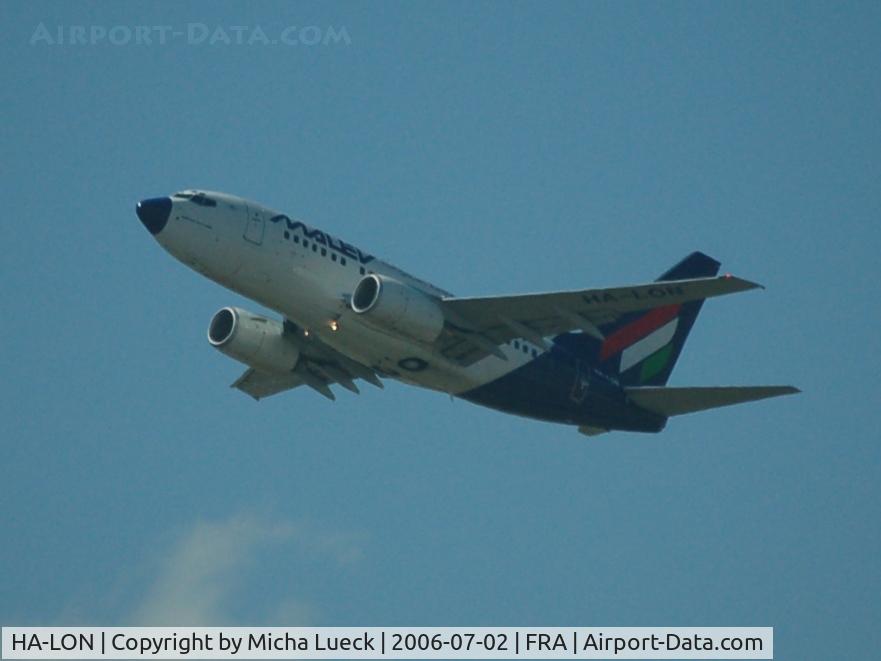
[152,190,541,395]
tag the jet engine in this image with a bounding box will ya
[207,306,300,372]
[350,274,445,343]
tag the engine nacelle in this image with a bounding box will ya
[207,306,300,373]
[350,274,445,343]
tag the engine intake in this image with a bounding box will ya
[207,306,300,373]
[350,274,445,343]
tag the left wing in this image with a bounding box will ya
[232,322,384,401]
[437,275,760,364]
[232,368,306,400]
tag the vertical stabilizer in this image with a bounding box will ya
[554,252,721,386]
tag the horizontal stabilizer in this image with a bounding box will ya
[625,385,800,417]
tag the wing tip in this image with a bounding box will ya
[722,274,764,291]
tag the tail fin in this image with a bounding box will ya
[599,252,719,386]
[554,252,720,386]
[602,251,720,386]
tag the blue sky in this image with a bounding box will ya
[1,1,879,658]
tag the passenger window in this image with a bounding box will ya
[321,248,327,257]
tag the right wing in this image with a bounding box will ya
[436,274,760,365]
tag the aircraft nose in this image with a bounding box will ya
[136,197,172,235]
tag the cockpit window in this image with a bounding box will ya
[172,190,217,206]
[190,193,217,207]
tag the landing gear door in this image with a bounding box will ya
[243,204,266,245]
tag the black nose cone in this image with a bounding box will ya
[136,197,172,235]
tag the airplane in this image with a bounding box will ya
[135,190,798,435]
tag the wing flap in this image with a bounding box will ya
[625,385,800,417]
[578,425,610,437]
[232,368,306,400]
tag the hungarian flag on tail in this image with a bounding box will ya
[596,252,721,387]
